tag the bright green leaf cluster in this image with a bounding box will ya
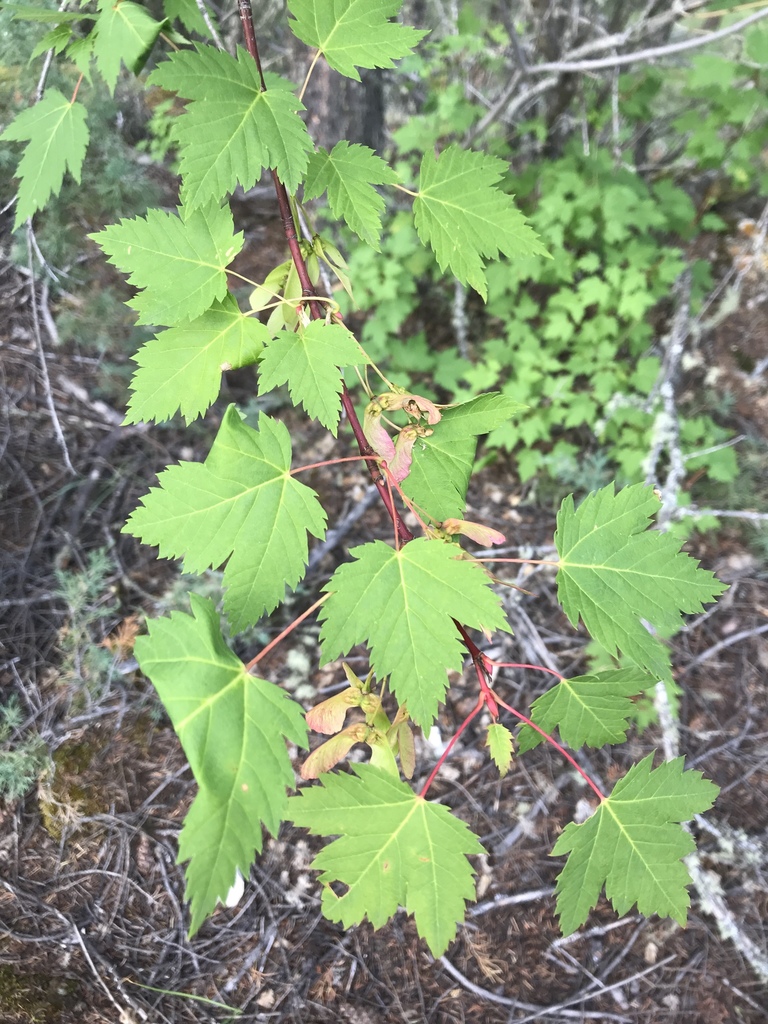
[555,483,728,680]
[304,142,400,249]
[5,0,732,956]
[1,90,89,229]
[319,537,509,728]
[149,50,313,205]
[414,145,548,299]
[287,0,427,80]
[258,320,368,434]
[403,393,526,520]
[91,201,244,326]
[135,594,307,934]
[125,406,326,631]
[92,0,164,93]
[517,669,653,753]
[553,755,719,935]
[125,294,270,425]
[288,764,483,955]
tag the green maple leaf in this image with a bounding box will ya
[555,483,727,680]
[304,142,399,249]
[91,202,243,326]
[93,0,164,93]
[403,394,525,520]
[125,294,270,425]
[319,537,509,728]
[1,91,89,229]
[413,145,548,299]
[1,5,90,22]
[486,722,513,778]
[287,0,427,81]
[149,48,312,207]
[258,320,367,434]
[516,670,654,754]
[125,406,327,631]
[288,764,483,955]
[553,755,718,935]
[135,594,307,934]
[162,0,211,35]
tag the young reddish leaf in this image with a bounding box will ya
[387,424,432,484]
[442,518,506,546]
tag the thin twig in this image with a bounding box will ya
[468,887,553,916]
[438,954,634,1020]
[644,269,692,525]
[25,224,75,475]
[654,673,768,984]
[513,955,676,1024]
[679,621,768,676]
[672,506,768,523]
[307,485,379,572]
[195,0,224,50]
[529,8,768,74]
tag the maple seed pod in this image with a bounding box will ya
[442,518,506,546]
[363,398,396,461]
[300,723,368,779]
[387,424,432,484]
[376,390,442,425]
[305,686,360,735]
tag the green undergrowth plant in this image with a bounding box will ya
[0,696,49,802]
[343,8,768,496]
[2,0,729,957]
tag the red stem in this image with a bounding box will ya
[489,660,566,682]
[245,595,329,672]
[237,1,413,543]
[291,454,380,476]
[481,557,560,567]
[454,621,498,717]
[419,697,484,798]
[492,692,606,801]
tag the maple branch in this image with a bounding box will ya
[454,621,498,716]
[245,594,330,672]
[236,0,414,545]
[488,659,566,683]
[419,696,484,799]
[290,454,381,476]
[492,692,606,802]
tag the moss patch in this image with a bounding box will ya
[0,966,78,1023]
